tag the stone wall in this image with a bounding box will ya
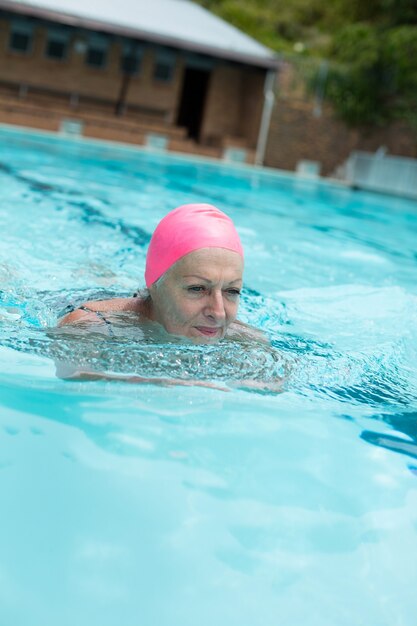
[265,63,417,176]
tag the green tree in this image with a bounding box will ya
[324,22,417,127]
[196,0,417,129]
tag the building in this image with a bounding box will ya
[0,0,279,162]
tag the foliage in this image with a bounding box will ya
[324,23,417,128]
[198,0,328,52]
[196,0,417,130]
[325,0,417,27]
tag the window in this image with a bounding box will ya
[9,22,33,54]
[87,46,104,68]
[120,40,143,75]
[85,36,109,69]
[154,61,174,82]
[153,49,176,83]
[121,52,141,75]
[45,29,69,60]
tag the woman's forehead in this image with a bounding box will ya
[171,247,244,281]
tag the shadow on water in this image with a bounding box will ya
[324,376,412,408]
[0,379,115,448]
[361,411,417,462]
[0,161,151,248]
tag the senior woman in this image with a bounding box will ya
[58,203,270,387]
[60,203,263,344]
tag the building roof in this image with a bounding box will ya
[0,0,279,68]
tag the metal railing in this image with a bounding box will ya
[345,150,417,200]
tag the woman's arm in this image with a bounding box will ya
[63,370,284,393]
[62,368,230,390]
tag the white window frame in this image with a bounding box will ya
[44,27,70,61]
[120,40,144,76]
[153,48,177,83]
[85,34,109,70]
[8,20,34,55]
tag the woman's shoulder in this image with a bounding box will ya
[58,297,142,326]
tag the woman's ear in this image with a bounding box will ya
[146,284,158,321]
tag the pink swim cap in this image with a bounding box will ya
[145,203,244,287]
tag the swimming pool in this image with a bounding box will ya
[1,125,417,626]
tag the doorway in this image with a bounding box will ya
[177,67,210,140]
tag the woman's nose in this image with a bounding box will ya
[205,290,226,320]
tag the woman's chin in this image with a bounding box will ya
[161,324,225,344]
[192,335,222,344]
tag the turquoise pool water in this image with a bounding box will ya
[1,125,417,625]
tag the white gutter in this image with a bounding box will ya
[255,69,276,166]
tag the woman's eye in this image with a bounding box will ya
[226,289,241,297]
[187,285,205,293]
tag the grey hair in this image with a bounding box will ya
[135,287,151,304]
[150,273,167,290]
[137,273,166,304]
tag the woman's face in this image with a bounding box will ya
[149,247,243,343]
